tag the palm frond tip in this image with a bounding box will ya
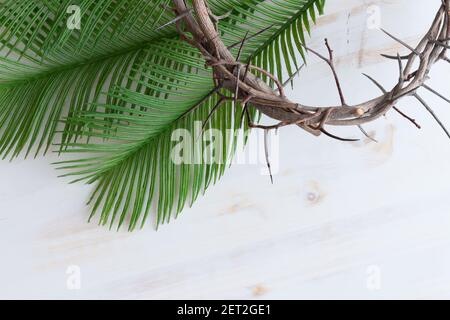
[0,0,325,229]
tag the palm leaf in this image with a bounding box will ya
[0,0,174,157]
[0,0,325,229]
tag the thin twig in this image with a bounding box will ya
[303,40,347,105]
[325,39,347,105]
[393,106,421,129]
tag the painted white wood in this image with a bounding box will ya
[1,0,450,299]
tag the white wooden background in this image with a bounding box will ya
[1,0,450,299]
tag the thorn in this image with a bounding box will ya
[431,40,450,49]
[178,85,222,120]
[234,66,241,107]
[201,98,225,131]
[264,130,274,184]
[302,41,347,105]
[320,128,360,142]
[357,125,378,143]
[239,105,248,128]
[381,53,411,60]
[227,25,275,50]
[380,28,421,55]
[422,84,450,104]
[362,73,387,93]
[236,31,249,62]
[414,93,450,139]
[364,73,419,128]
[155,9,193,31]
[281,64,305,88]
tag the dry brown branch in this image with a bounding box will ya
[171,0,450,139]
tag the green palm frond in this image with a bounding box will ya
[0,0,174,157]
[57,38,258,229]
[0,0,325,229]
[213,0,325,83]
